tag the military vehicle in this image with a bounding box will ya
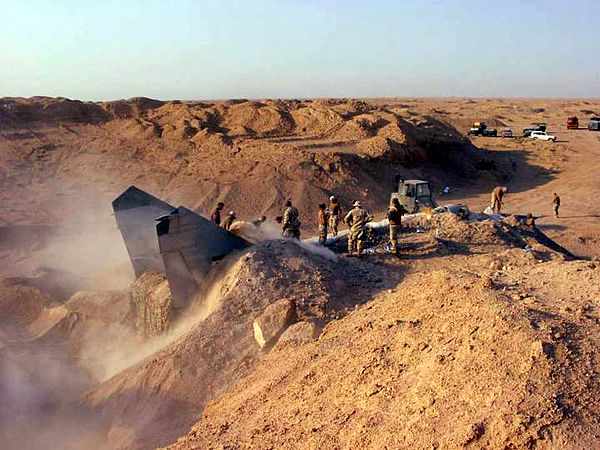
[390,179,437,213]
[567,116,579,129]
[522,123,547,137]
[589,117,600,131]
[467,122,497,137]
[113,186,250,308]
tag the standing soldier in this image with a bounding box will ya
[490,186,507,214]
[328,196,342,237]
[318,203,329,245]
[211,202,225,225]
[222,211,236,231]
[387,198,407,255]
[282,200,301,239]
[344,201,374,257]
[552,193,561,218]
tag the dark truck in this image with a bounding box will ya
[567,116,579,129]
[589,117,600,131]
[467,122,497,137]
[523,123,547,137]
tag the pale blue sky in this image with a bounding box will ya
[2,0,598,100]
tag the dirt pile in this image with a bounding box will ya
[0,97,479,234]
[168,258,600,449]
[86,240,366,449]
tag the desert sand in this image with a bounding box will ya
[0,97,599,449]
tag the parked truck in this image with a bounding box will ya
[567,116,579,129]
[467,122,497,137]
[523,123,547,137]
[589,117,600,131]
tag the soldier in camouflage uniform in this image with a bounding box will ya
[344,201,373,257]
[282,200,301,239]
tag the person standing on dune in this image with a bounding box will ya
[552,193,561,218]
[211,202,225,225]
[328,196,342,237]
[222,211,236,231]
[387,198,406,256]
[344,201,373,257]
[491,186,507,214]
[282,200,301,239]
[318,203,329,245]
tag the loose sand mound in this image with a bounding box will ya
[0,97,480,234]
[169,259,600,449]
[86,240,365,449]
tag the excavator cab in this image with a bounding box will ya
[390,179,436,213]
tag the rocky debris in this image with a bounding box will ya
[169,263,600,449]
[0,281,54,340]
[130,272,172,336]
[253,298,297,348]
[275,321,319,347]
[87,240,349,449]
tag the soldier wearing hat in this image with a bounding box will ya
[343,200,373,257]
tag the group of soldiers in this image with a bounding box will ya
[210,195,408,258]
[211,185,563,260]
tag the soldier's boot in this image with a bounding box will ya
[357,241,364,258]
[347,238,354,256]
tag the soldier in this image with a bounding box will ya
[222,211,236,231]
[344,201,374,257]
[552,193,561,218]
[387,198,407,255]
[524,213,536,230]
[282,200,301,239]
[328,196,342,237]
[490,186,507,214]
[318,203,329,245]
[211,202,225,225]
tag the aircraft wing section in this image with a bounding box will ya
[156,207,251,307]
[112,186,175,277]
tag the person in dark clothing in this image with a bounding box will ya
[524,213,536,230]
[252,216,267,227]
[282,200,301,239]
[387,198,407,255]
[328,196,342,237]
[552,193,561,218]
[211,202,225,225]
[318,203,329,245]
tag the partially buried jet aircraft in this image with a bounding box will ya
[112,186,250,308]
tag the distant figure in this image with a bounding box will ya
[552,193,561,218]
[282,200,301,239]
[222,211,236,231]
[328,196,342,237]
[252,216,267,227]
[211,202,225,225]
[344,201,374,257]
[318,203,330,245]
[524,213,536,230]
[387,198,407,256]
[491,186,507,214]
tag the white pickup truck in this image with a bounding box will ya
[529,131,556,142]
